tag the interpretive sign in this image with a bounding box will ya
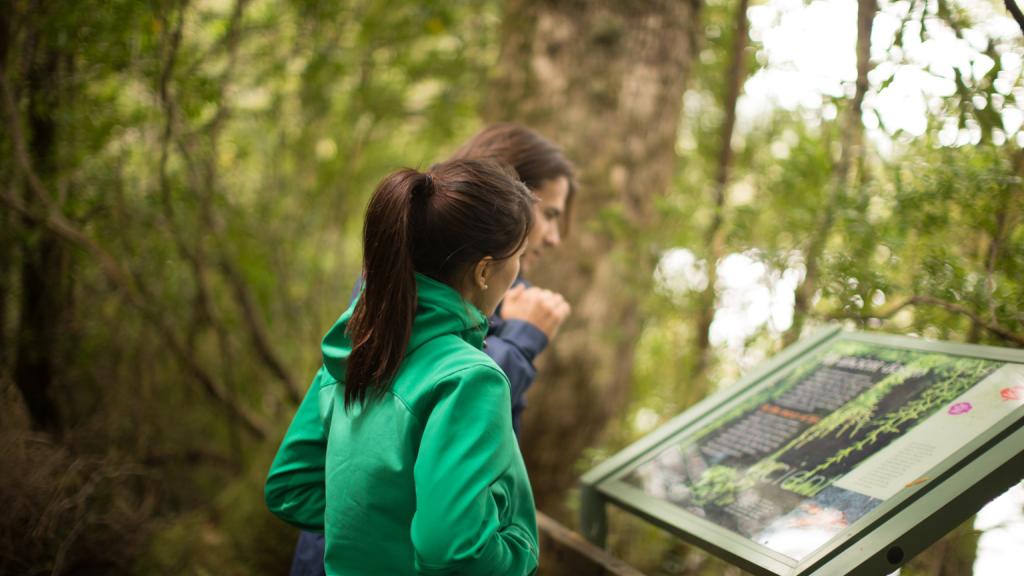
[580,328,1024,576]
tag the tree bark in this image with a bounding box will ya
[487,0,702,517]
[692,0,750,386]
[785,0,876,345]
[13,14,68,434]
[968,165,1019,343]
[0,4,12,377]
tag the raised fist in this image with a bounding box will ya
[500,284,571,340]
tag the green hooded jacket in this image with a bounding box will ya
[265,274,539,575]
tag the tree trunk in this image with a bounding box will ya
[692,0,750,386]
[487,0,702,517]
[785,0,876,345]
[13,18,69,434]
[968,171,1018,343]
[0,6,12,376]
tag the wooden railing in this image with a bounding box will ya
[537,512,646,575]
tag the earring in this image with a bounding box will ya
[483,284,489,290]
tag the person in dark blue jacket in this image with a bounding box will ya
[288,123,576,576]
[455,123,576,436]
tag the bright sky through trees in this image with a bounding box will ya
[741,0,1023,152]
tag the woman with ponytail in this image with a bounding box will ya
[287,124,579,576]
[265,159,539,575]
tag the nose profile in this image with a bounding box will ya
[546,224,561,247]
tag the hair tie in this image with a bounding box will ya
[412,173,435,203]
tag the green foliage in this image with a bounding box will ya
[2,0,1022,574]
[2,0,500,573]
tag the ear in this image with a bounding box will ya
[472,257,494,291]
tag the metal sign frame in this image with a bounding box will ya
[579,328,1024,576]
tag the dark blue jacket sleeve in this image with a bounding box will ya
[485,319,548,438]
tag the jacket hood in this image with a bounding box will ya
[321,273,489,384]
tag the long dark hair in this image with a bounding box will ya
[344,159,535,408]
[451,123,577,235]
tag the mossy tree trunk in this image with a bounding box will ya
[11,5,71,435]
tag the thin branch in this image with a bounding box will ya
[156,0,301,403]
[218,254,304,402]
[0,64,268,439]
[200,0,250,136]
[1,70,143,307]
[824,295,1024,346]
[971,185,1017,341]
[692,0,750,381]
[1006,0,1024,36]
[1,182,268,437]
[176,0,303,403]
[786,0,877,345]
[157,0,221,345]
[146,301,268,438]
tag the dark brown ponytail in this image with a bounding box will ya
[344,159,534,408]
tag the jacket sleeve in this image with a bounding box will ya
[411,365,538,576]
[264,368,329,532]
[485,320,548,437]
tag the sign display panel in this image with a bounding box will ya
[582,330,1024,575]
[620,340,1023,560]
